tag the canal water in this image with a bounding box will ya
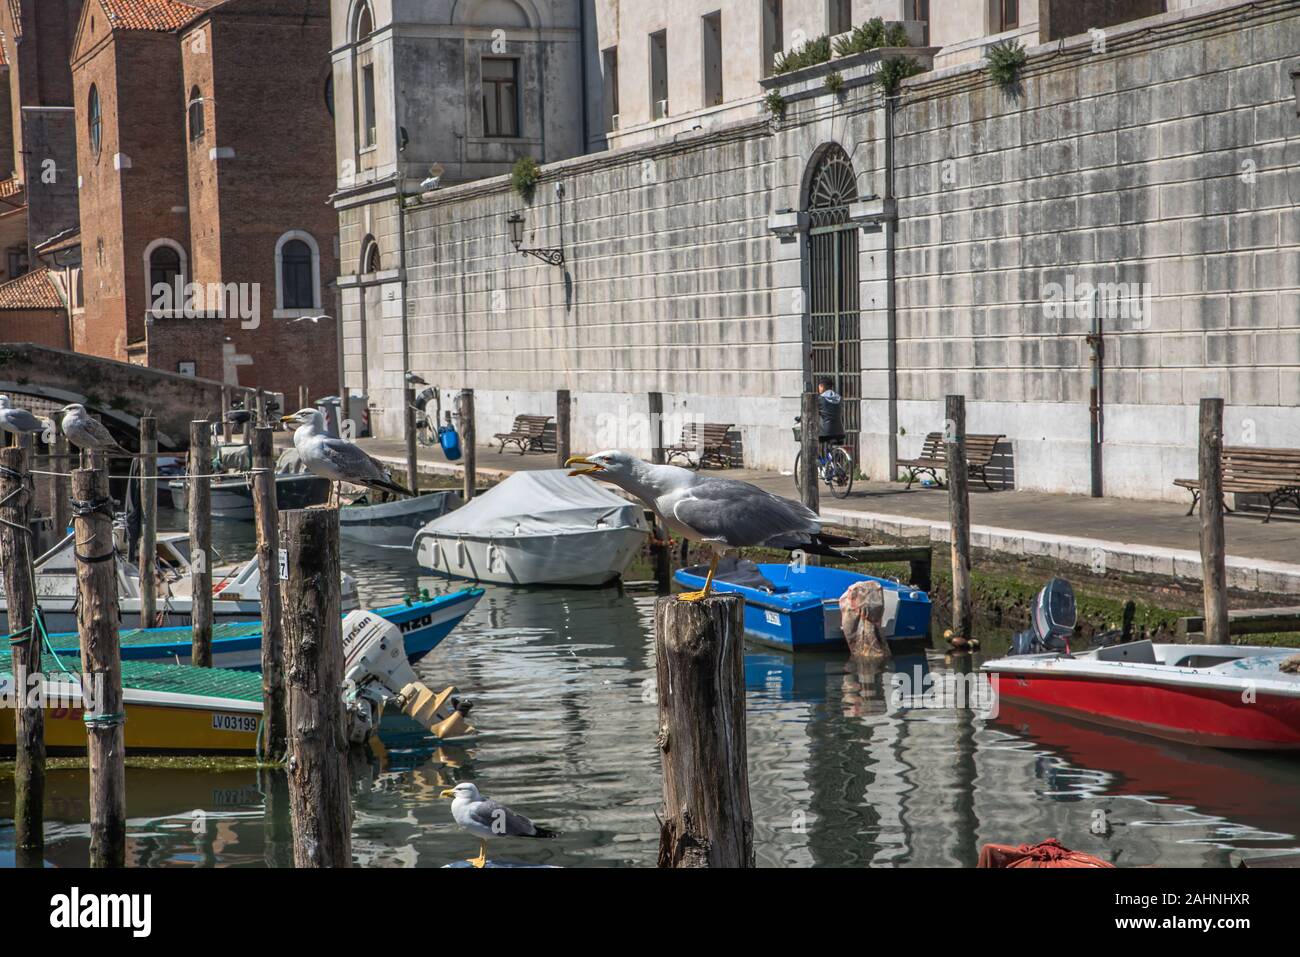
[5,510,1300,868]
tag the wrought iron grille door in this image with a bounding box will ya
[805,146,861,459]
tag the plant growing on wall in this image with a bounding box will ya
[874,56,924,95]
[764,89,787,118]
[832,18,911,57]
[984,39,1028,91]
[510,156,541,201]
[824,71,845,95]
[773,35,831,75]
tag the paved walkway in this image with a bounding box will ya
[349,436,1300,596]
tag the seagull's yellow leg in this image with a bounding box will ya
[677,553,719,602]
[468,838,488,868]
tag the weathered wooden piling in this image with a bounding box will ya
[460,388,476,501]
[255,388,267,427]
[1198,397,1228,645]
[799,390,820,513]
[654,594,753,867]
[648,392,664,465]
[252,427,287,761]
[404,386,420,495]
[280,507,351,867]
[72,464,126,868]
[221,386,233,443]
[946,394,972,642]
[138,416,158,628]
[1,446,43,863]
[555,388,571,468]
[189,420,213,667]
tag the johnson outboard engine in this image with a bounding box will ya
[1010,578,1077,655]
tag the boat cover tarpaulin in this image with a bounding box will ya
[978,838,1113,869]
[419,470,647,537]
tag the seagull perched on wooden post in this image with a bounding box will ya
[0,395,47,439]
[439,782,557,868]
[280,407,413,497]
[60,403,133,457]
[566,450,854,601]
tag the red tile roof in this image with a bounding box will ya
[99,0,211,32]
[0,267,64,310]
[4,2,19,39]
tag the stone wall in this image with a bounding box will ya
[357,0,1299,500]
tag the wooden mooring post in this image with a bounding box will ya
[139,416,157,628]
[1198,397,1229,645]
[946,394,972,642]
[72,463,126,867]
[404,386,420,495]
[555,388,571,469]
[189,421,213,667]
[799,391,820,514]
[252,427,287,761]
[221,386,233,443]
[280,507,351,866]
[1,446,43,863]
[460,388,476,501]
[654,594,753,867]
[51,421,70,535]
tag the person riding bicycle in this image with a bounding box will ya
[816,377,845,446]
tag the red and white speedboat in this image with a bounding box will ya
[983,641,1300,751]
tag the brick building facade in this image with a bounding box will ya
[70,0,338,400]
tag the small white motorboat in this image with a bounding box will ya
[412,470,648,586]
[0,530,359,632]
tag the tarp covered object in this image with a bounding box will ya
[418,469,647,538]
[978,838,1114,869]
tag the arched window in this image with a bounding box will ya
[805,143,858,227]
[354,1,374,41]
[274,231,321,314]
[144,239,188,313]
[88,85,102,157]
[361,236,381,274]
[188,87,205,141]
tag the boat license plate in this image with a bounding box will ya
[211,713,258,733]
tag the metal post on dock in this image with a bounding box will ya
[1,446,43,864]
[555,388,571,469]
[404,386,420,496]
[460,388,476,501]
[280,506,351,866]
[72,463,126,868]
[298,385,309,413]
[946,394,972,643]
[252,427,287,760]
[1198,397,1228,645]
[654,594,753,867]
[799,391,820,514]
[139,417,158,629]
[648,392,664,465]
[189,421,214,667]
[52,421,70,535]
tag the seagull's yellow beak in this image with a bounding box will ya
[439,788,456,799]
[565,455,604,477]
[279,414,296,424]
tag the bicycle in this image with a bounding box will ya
[792,418,854,499]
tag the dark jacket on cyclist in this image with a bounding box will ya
[818,389,844,440]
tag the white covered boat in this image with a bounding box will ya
[0,530,359,633]
[412,470,648,586]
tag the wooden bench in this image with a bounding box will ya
[897,431,1006,491]
[665,422,734,469]
[1173,446,1300,523]
[493,414,553,454]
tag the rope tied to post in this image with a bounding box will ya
[70,495,114,519]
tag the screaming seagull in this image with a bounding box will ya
[280,408,413,497]
[565,449,853,601]
[0,395,47,439]
[60,403,133,457]
[439,782,558,868]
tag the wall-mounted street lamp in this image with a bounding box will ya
[506,211,564,267]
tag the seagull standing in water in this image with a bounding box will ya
[0,395,47,439]
[60,403,133,457]
[439,782,558,868]
[280,408,412,497]
[566,449,852,601]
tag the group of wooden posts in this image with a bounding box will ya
[0,398,357,868]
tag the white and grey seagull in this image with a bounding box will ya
[0,395,47,439]
[280,407,412,497]
[439,782,558,868]
[565,449,852,601]
[60,403,133,457]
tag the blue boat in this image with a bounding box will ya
[674,560,930,652]
[41,588,484,671]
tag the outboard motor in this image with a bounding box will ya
[1010,578,1077,655]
